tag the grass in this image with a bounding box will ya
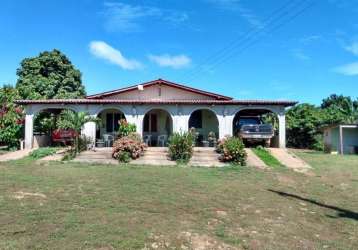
[29,147,58,159]
[0,152,357,249]
[252,147,283,168]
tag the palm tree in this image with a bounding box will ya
[339,99,358,124]
[57,110,99,153]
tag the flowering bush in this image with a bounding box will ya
[168,131,195,163]
[0,86,24,148]
[112,133,147,162]
[216,136,247,165]
[118,119,136,138]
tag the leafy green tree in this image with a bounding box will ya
[286,104,323,149]
[321,94,358,124]
[0,85,24,148]
[56,110,99,153]
[16,49,86,100]
[321,94,356,109]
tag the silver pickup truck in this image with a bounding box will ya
[234,116,274,146]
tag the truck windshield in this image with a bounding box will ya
[238,118,260,125]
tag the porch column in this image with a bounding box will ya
[278,111,286,148]
[339,125,343,155]
[127,115,142,137]
[218,115,232,139]
[24,113,34,150]
[82,121,96,144]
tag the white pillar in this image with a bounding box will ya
[174,114,189,133]
[339,125,343,154]
[127,115,142,137]
[218,115,232,139]
[82,121,96,144]
[24,114,34,150]
[278,112,286,148]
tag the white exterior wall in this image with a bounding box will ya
[23,103,287,149]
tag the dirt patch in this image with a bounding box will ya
[12,191,47,200]
[216,210,228,217]
[276,175,296,186]
[178,231,240,250]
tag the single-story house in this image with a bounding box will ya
[16,79,297,149]
[323,123,358,154]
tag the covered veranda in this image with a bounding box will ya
[16,99,295,150]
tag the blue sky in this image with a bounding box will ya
[1,0,358,104]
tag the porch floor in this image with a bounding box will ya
[72,147,228,167]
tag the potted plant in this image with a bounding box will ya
[208,131,217,147]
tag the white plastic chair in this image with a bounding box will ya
[157,135,167,147]
[143,135,152,146]
[103,134,114,147]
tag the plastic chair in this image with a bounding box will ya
[143,135,152,146]
[157,135,167,147]
[103,134,114,147]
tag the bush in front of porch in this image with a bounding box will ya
[112,133,147,163]
[216,136,247,166]
[167,131,195,164]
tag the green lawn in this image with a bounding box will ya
[0,153,357,249]
[252,147,284,168]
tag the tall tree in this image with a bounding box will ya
[286,104,323,149]
[321,94,356,109]
[321,94,358,124]
[16,49,86,100]
[0,85,24,148]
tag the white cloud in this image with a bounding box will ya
[103,2,188,32]
[148,54,191,69]
[334,62,358,76]
[292,49,310,61]
[89,41,142,70]
[299,35,322,45]
[205,0,263,28]
[344,42,358,56]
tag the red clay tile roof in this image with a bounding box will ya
[15,99,297,107]
[86,78,233,100]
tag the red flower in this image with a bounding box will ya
[15,107,23,114]
[16,118,25,125]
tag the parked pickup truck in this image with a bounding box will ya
[234,116,274,146]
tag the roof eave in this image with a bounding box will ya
[15,99,298,107]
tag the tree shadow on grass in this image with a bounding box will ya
[268,189,358,221]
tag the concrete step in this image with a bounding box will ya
[72,158,118,165]
[141,155,169,160]
[143,151,168,156]
[131,159,176,166]
[190,161,227,167]
[190,157,220,162]
[145,147,168,152]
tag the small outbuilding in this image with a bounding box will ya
[323,124,358,155]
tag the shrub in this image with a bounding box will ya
[168,131,195,163]
[62,149,76,161]
[30,147,57,159]
[112,134,146,162]
[118,119,136,138]
[216,136,247,165]
[117,151,131,163]
[78,135,93,152]
[0,86,23,149]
